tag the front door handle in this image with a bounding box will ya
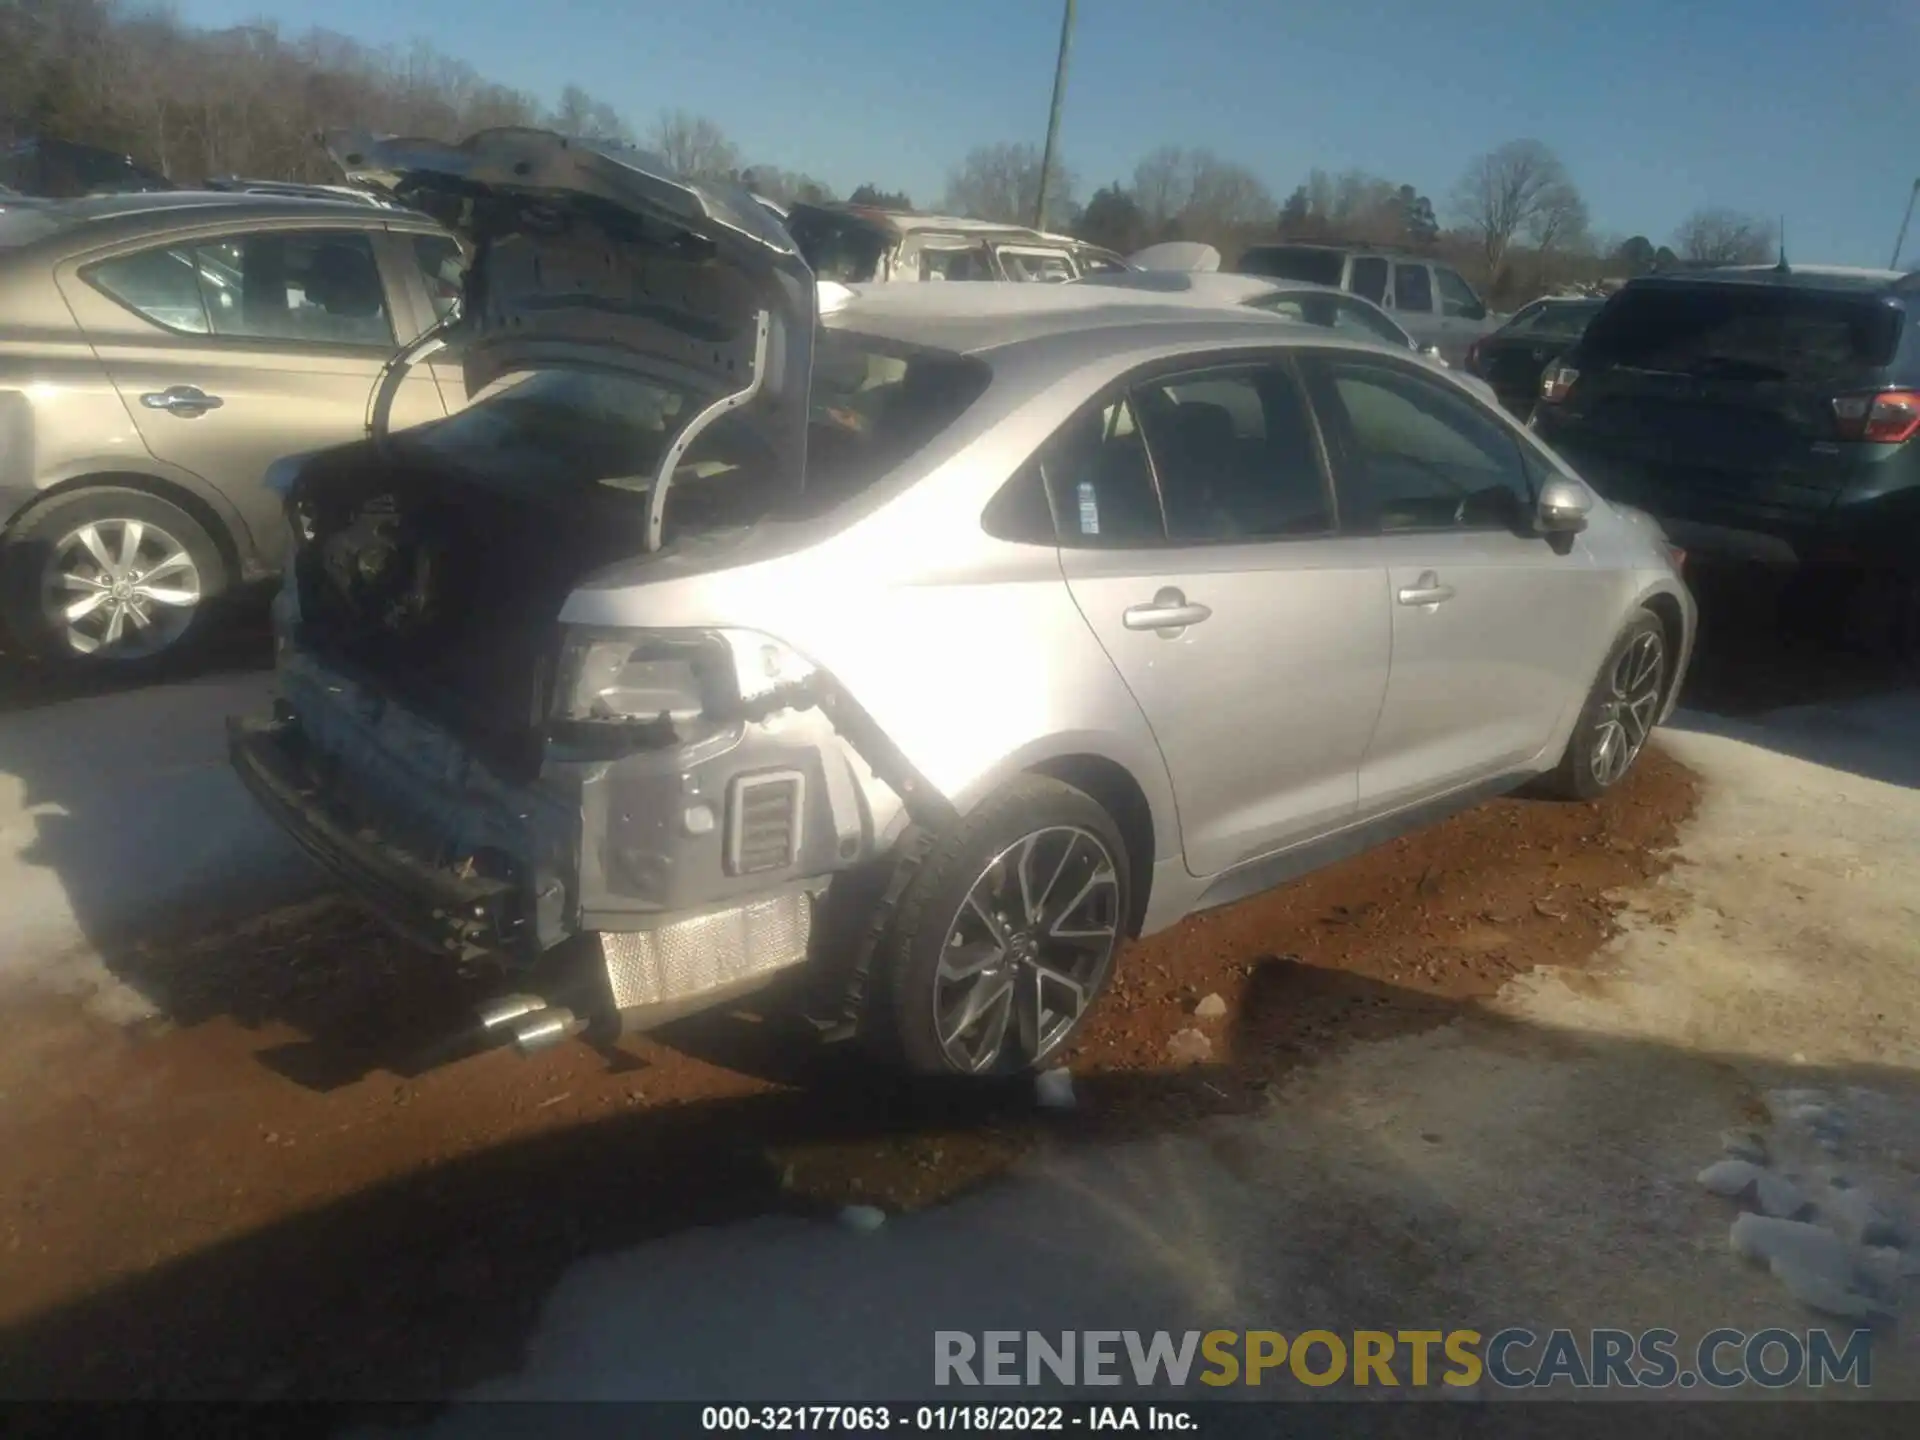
[1396,571,1456,608]
[1123,587,1212,636]
[140,385,224,417]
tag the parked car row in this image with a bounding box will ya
[786,202,1128,285]
[212,128,1694,1076]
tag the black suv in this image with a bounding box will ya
[1531,266,1919,589]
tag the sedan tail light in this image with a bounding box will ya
[1464,339,1484,374]
[1539,363,1579,404]
[1832,389,1920,444]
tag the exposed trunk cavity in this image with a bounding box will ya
[284,439,654,779]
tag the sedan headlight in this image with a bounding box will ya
[552,627,818,733]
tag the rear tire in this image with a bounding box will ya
[1541,608,1669,801]
[873,775,1130,1078]
[1,486,229,673]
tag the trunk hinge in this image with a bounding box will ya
[643,309,773,554]
[367,316,454,444]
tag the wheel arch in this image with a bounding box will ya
[4,466,250,587]
[1634,583,1691,718]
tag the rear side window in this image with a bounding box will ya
[1350,257,1388,303]
[1239,246,1344,287]
[1510,301,1602,340]
[88,230,394,346]
[1580,285,1902,383]
[1033,397,1166,547]
[411,233,467,323]
[1394,263,1434,314]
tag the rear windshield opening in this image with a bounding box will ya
[1236,246,1345,287]
[1581,286,1903,382]
[398,335,991,529]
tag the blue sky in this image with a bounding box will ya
[177,0,1916,265]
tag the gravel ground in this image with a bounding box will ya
[0,564,1906,1401]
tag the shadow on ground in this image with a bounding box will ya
[0,970,1914,1412]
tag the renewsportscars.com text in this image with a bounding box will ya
[934,1327,1872,1390]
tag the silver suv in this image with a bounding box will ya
[230,130,1695,1077]
[1235,243,1499,365]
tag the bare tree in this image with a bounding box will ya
[647,108,738,179]
[1673,207,1777,266]
[550,84,632,144]
[1128,146,1272,244]
[944,142,1074,226]
[741,164,836,206]
[1450,139,1583,283]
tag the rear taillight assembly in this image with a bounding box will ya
[1464,339,1484,374]
[1539,363,1579,404]
[1832,389,1920,444]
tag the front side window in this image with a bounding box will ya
[1435,267,1484,319]
[921,245,994,281]
[88,229,394,346]
[1307,355,1532,533]
[1393,262,1434,314]
[997,248,1075,283]
[1132,363,1334,542]
[1349,256,1389,303]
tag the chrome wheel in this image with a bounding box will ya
[1589,629,1665,788]
[41,518,202,658]
[933,825,1122,1074]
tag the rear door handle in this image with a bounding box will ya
[140,385,223,417]
[1396,571,1456,607]
[1123,587,1212,636]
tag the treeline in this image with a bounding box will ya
[4,0,1780,306]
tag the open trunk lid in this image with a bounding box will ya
[325,127,817,501]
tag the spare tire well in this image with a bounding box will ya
[1028,753,1156,938]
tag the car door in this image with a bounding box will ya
[1048,355,1391,877]
[1384,260,1444,353]
[1432,265,1492,364]
[1298,349,1613,816]
[57,221,448,569]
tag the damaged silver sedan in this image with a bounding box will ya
[231,128,1695,1077]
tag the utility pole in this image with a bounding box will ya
[1032,0,1076,233]
[1892,178,1920,269]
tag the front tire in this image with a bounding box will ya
[1542,608,1669,801]
[1,486,228,671]
[877,775,1130,1077]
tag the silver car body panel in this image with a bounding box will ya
[237,216,1696,1029]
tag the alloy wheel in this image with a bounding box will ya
[42,517,203,659]
[1589,629,1665,789]
[932,825,1122,1074]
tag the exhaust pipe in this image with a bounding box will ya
[477,993,547,1031]
[510,1006,585,1055]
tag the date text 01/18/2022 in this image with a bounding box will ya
[700,1406,1198,1432]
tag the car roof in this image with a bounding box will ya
[0,189,439,256]
[820,279,1368,357]
[1630,264,1915,296]
[1076,271,1289,305]
[1241,239,1430,262]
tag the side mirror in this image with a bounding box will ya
[1536,476,1594,534]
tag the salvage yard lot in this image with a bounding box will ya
[0,571,1911,1401]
